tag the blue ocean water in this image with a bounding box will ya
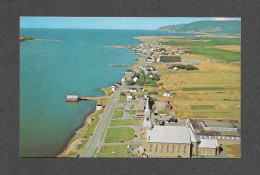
[20,29,196,157]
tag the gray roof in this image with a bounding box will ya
[146,126,200,144]
[198,139,220,148]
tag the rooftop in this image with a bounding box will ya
[198,139,220,148]
[146,125,200,144]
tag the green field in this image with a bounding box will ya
[96,153,130,158]
[109,119,140,126]
[99,144,133,153]
[130,104,134,109]
[129,110,136,115]
[162,37,240,62]
[191,105,215,110]
[115,107,124,110]
[112,110,124,119]
[104,127,135,143]
[182,87,225,91]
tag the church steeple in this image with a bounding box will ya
[142,96,153,129]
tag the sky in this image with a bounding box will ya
[20,17,240,30]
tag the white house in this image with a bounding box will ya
[126,94,134,102]
[149,74,153,78]
[173,66,179,71]
[110,85,116,91]
[133,77,139,83]
[163,91,172,97]
[96,104,103,111]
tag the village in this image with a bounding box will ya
[64,35,240,158]
[82,36,240,158]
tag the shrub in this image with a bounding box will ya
[185,64,199,70]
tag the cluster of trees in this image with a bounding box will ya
[168,64,199,70]
[125,72,160,87]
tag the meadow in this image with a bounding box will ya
[161,36,241,62]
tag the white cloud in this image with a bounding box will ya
[214,17,240,21]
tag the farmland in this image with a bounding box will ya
[142,36,240,121]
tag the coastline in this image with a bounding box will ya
[58,40,141,157]
[57,87,112,157]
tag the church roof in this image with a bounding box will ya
[198,139,220,148]
[146,126,200,144]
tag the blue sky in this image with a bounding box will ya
[20,17,240,30]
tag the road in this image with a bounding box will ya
[81,57,145,157]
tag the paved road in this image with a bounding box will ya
[81,58,145,157]
[81,84,125,157]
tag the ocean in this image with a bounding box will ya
[20,28,195,157]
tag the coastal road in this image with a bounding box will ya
[81,57,145,157]
[81,84,125,157]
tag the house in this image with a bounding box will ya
[165,101,172,110]
[149,74,153,78]
[110,85,116,91]
[134,100,146,110]
[163,91,172,97]
[96,104,103,111]
[136,94,147,101]
[126,94,134,102]
[173,66,179,71]
[159,56,181,63]
[133,77,139,83]
[66,95,79,102]
[121,78,126,82]
[136,110,144,117]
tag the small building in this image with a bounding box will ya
[134,100,146,110]
[66,95,79,102]
[165,101,172,110]
[121,78,126,82]
[136,110,144,117]
[173,66,179,71]
[198,139,220,156]
[163,91,172,97]
[133,77,139,83]
[159,56,181,63]
[136,95,147,101]
[96,104,103,111]
[126,94,134,102]
[110,85,116,91]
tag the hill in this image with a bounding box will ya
[158,20,240,35]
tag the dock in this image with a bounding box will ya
[66,95,110,102]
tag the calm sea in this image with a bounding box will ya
[20,29,195,157]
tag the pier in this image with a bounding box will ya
[66,95,110,102]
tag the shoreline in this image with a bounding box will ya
[57,61,135,157]
[58,39,141,157]
[57,87,112,157]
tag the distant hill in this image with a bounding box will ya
[158,20,240,35]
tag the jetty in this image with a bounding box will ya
[66,95,110,102]
[109,64,131,67]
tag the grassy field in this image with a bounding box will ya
[129,110,136,115]
[191,105,215,110]
[96,153,130,158]
[99,145,133,153]
[109,119,141,126]
[112,110,124,119]
[161,36,241,62]
[222,144,241,158]
[144,36,241,121]
[115,107,124,110]
[104,127,135,143]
